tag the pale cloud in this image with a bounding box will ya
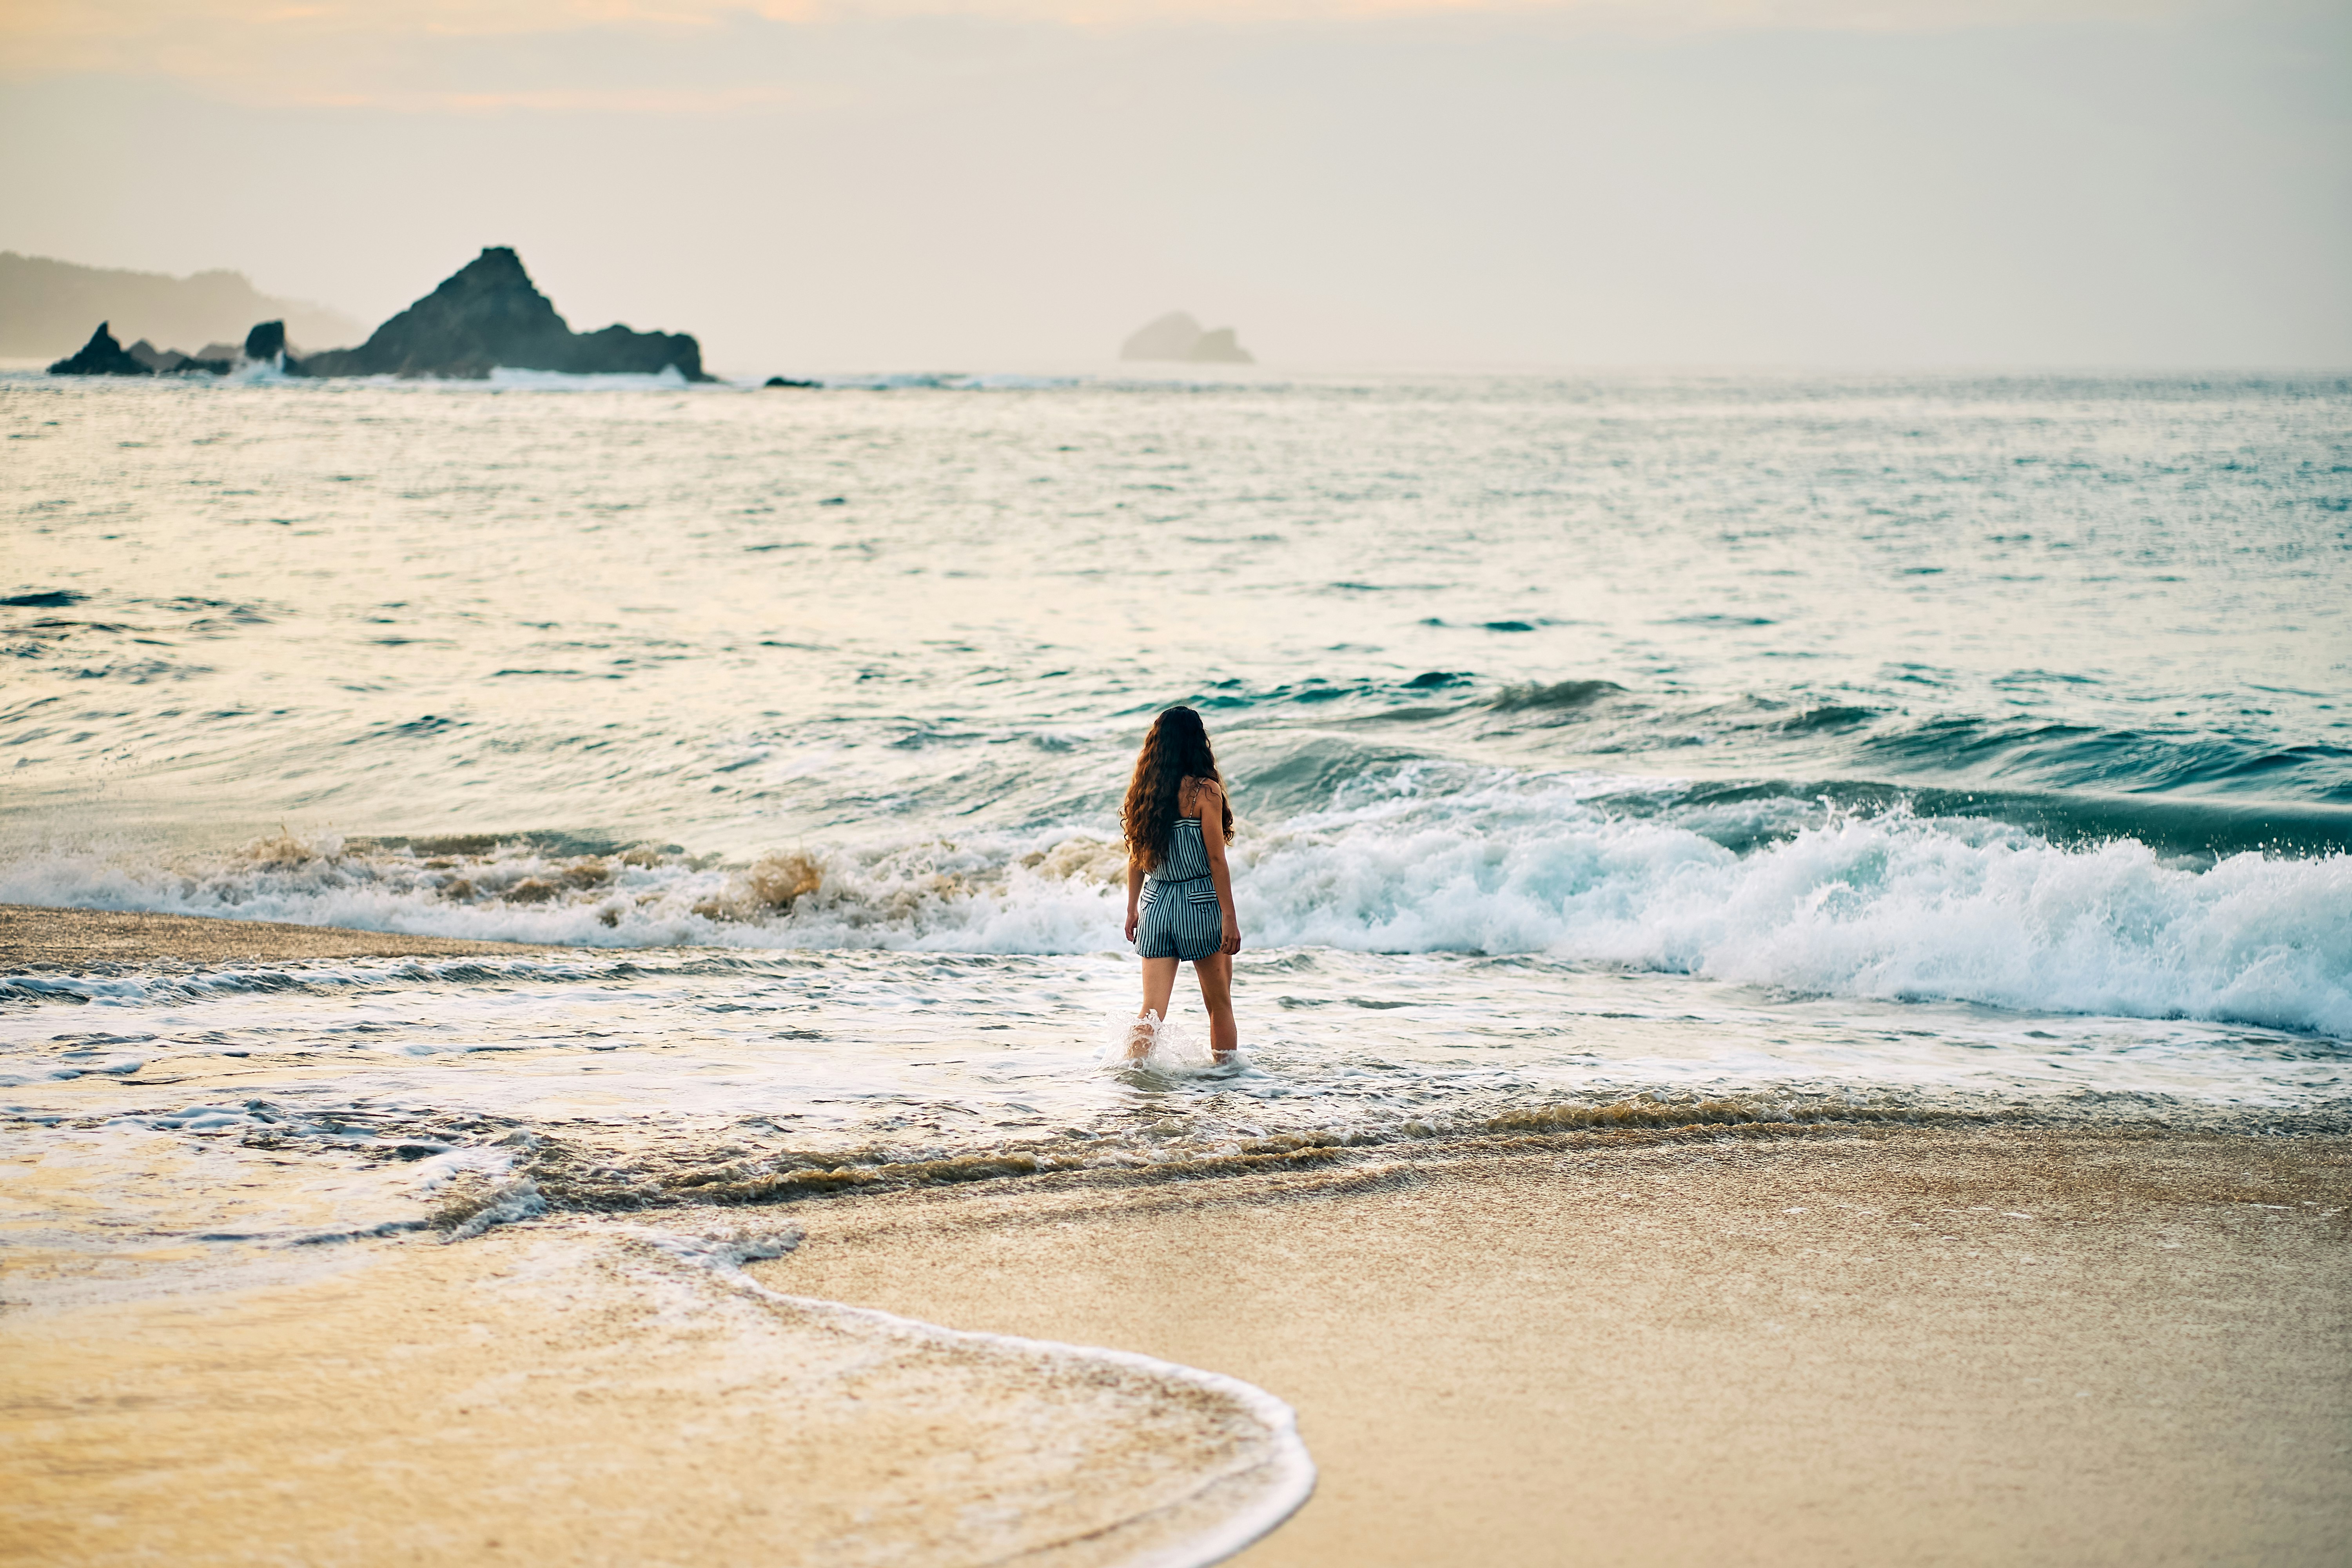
[296,83,806,112]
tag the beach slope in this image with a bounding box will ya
[0,1220,1312,1567]
[760,1128,2351,1567]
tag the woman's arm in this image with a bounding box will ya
[1124,858,1143,945]
[1196,780,1242,955]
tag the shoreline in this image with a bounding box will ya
[1,1120,2343,1563]
[759,1126,2352,1566]
[0,1220,1312,1568]
[5,905,2348,1562]
[0,903,559,968]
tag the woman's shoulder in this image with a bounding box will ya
[1181,774,1223,807]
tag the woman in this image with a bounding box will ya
[1120,706,1242,1063]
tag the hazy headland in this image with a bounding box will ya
[0,251,360,363]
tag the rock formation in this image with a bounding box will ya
[114,325,282,376]
[1122,312,1206,361]
[1188,327,1250,363]
[125,339,185,373]
[296,248,710,380]
[177,342,241,373]
[47,323,153,376]
[1119,310,1255,364]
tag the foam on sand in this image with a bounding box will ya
[0,1216,1312,1568]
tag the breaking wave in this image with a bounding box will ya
[7,772,2347,1038]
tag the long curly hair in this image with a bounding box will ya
[1122,706,1234,870]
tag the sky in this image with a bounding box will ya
[3,0,2346,372]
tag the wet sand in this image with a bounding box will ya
[0,907,1311,1567]
[760,1128,2352,1567]
[6,1134,2341,1568]
[0,1220,1309,1568]
[0,903,551,967]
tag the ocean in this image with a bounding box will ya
[4,365,2349,1258]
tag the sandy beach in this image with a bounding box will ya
[0,904,549,968]
[0,1216,1310,1568]
[4,907,2347,1565]
[763,1128,2352,1566]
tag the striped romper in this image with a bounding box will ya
[1134,817,1224,962]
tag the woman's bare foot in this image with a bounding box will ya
[1123,1012,1158,1061]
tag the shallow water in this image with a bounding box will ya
[4,368,2349,1267]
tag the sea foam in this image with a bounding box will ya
[6,783,2346,1037]
[1240,780,2352,1035]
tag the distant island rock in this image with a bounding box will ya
[1120,311,1255,364]
[48,323,154,376]
[295,248,710,381]
[2,251,361,362]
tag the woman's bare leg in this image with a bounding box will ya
[1193,952,1237,1062]
[1130,956,1180,1058]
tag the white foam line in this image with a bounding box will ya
[11,797,2348,1035]
[630,1223,1318,1568]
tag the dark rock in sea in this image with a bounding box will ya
[123,330,253,376]
[297,248,711,381]
[1,589,87,608]
[172,340,238,374]
[48,322,154,376]
[125,339,188,373]
[243,319,287,363]
[764,376,820,388]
